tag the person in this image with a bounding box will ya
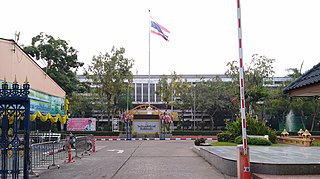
[84,119,95,131]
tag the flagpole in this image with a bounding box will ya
[148,9,151,105]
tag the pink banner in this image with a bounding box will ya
[67,118,96,131]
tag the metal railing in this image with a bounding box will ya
[28,134,95,176]
[30,140,67,172]
[73,135,93,159]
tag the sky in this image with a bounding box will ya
[1,0,320,77]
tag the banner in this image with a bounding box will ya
[67,118,96,131]
[133,121,159,133]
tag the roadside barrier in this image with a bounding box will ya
[30,140,67,172]
[74,135,93,159]
[29,133,95,175]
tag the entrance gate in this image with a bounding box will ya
[0,81,30,179]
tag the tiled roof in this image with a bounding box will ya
[283,62,320,94]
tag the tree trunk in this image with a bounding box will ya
[210,116,214,131]
[182,110,185,131]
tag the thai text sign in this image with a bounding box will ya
[67,118,96,131]
[133,121,159,133]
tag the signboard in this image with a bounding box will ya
[67,118,96,131]
[112,118,119,132]
[133,121,159,133]
[0,80,65,115]
[29,89,65,115]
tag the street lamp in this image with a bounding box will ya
[193,84,196,131]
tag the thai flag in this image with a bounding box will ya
[150,19,170,41]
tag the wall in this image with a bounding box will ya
[0,38,65,98]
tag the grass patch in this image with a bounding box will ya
[311,141,320,146]
[211,142,238,146]
[271,143,285,146]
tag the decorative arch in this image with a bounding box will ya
[128,104,161,115]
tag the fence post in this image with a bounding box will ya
[28,144,39,177]
[93,138,96,152]
[48,141,60,169]
[67,143,73,163]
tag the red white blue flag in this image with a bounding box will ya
[150,19,170,41]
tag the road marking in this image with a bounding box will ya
[107,149,124,154]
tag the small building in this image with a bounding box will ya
[283,62,320,97]
[0,38,67,130]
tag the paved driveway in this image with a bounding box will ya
[36,140,234,179]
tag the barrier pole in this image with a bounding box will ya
[67,143,72,163]
[236,0,251,178]
[93,138,96,152]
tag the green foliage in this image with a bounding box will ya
[217,132,233,142]
[226,115,277,143]
[225,54,275,113]
[234,136,272,146]
[177,122,182,130]
[226,119,242,137]
[24,32,84,95]
[86,46,134,121]
[311,141,320,146]
[69,93,93,118]
[211,142,238,146]
[268,130,277,144]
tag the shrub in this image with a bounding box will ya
[194,138,206,146]
[234,136,271,146]
[268,130,277,144]
[217,132,233,142]
[250,137,271,145]
[226,115,276,143]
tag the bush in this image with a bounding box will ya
[234,136,271,146]
[217,132,233,142]
[268,130,277,144]
[226,115,277,143]
[194,138,206,146]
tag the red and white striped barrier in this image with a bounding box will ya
[95,136,216,141]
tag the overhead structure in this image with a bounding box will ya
[0,38,68,124]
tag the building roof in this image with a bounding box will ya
[283,62,320,96]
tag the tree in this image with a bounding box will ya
[24,32,84,95]
[157,71,181,110]
[86,46,134,127]
[225,54,275,115]
[204,78,235,130]
[173,79,192,130]
[68,93,93,118]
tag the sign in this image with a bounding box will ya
[133,121,159,133]
[112,118,119,132]
[1,80,65,115]
[67,118,96,131]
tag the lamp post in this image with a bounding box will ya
[193,84,196,131]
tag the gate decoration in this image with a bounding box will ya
[123,104,174,139]
[159,111,173,140]
[123,113,133,140]
[0,79,30,179]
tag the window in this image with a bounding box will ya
[136,83,142,102]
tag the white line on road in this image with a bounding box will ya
[107,149,124,154]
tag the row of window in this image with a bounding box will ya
[132,83,161,102]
